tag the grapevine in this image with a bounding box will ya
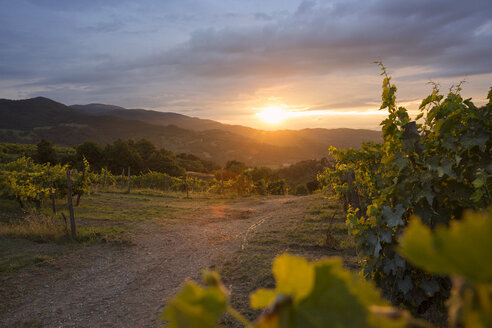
[319,65,492,318]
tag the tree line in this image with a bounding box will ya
[2,139,329,194]
[33,138,220,177]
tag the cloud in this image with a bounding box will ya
[23,0,130,12]
[0,0,491,129]
[156,0,492,80]
[6,0,491,86]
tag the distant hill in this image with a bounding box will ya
[70,103,382,158]
[70,103,236,132]
[69,103,126,115]
[0,97,381,166]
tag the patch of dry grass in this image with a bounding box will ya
[0,214,68,242]
[0,190,245,275]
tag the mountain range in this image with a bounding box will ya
[0,97,382,166]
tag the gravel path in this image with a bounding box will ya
[0,196,302,327]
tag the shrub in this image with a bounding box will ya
[294,183,309,196]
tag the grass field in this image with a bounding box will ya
[0,190,257,274]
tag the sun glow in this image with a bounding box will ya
[254,103,388,127]
[256,105,288,124]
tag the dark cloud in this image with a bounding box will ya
[253,13,275,21]
[23,0,129,12]
[83,20,125,33]
[157,0,492,79]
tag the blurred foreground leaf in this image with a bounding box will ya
[400,208,492,327]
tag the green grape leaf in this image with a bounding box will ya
[382,258,397,275]
[366,204,379,217]
[271,254,315,303]
[461,133,489,150]
[251,289,277,309]
[374,240,382,258]
[382,205,405,228]
[379,229,393,243]
[254,255,407,328]
[420,279,440,297]
[440,158,456,179]
[418,188,434,206]
[399,209,492,284]
[397,276,413,294]
[394,254,406,271]
[470,189,482,203]
[394,155,408,171]
[472,175,486,189]
[162,281,227,328]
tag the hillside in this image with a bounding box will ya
[0,97,381,166]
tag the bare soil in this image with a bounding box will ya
[0,195,338,328]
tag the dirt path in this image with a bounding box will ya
[0,196,310,327]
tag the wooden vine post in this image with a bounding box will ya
[220,169,224,195]
[66,168,76,239]
[127,166,131,193]
[102,168,107,188]
[47,163,56,214]
[76,167,85,206]
[185,174,189,198]
[121,168,125,189]
[344,170,361,217]
[51,180,56,213]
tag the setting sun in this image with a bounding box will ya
[256,106,288,124]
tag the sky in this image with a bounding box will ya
[1,0,491,130]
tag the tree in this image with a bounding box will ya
[35,138,56,164]
[134,138,156,161]
[250,166,275,183]
[176,153,206,172]
[278,158,330,189]
[201,159,220,172]
[267,180,286,195]
[75,140,104,170]
[146,150,185,177]
[175,153,220,173]
[103,139,145,174]
[225,160,247,174]
[294,183,309,195]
